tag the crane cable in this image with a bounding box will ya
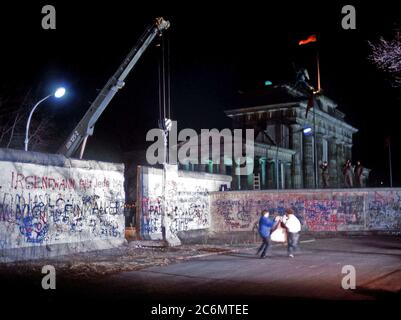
[167,31,171,119]
[158,31,171,123]
[158,37,163,122]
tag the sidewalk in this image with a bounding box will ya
[0,240,251,278]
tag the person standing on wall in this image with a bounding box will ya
[354,161,364,188]
[319,160,329,188]
[256,209,275,259]
[343,160,354,188]
[282,208,302,258]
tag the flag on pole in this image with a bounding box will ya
[305,95,315,118]
[385,136,391,147]
[299,34,317,46]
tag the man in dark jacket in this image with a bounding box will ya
[320,161,329,188]
[256,210,275,258]
[343,160,353,187]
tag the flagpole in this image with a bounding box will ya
[299,34,320,188]
[313,100,318,188]
[317,51,321,91]
[313,50,320,189]
[389,141,393,187]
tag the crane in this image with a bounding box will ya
[58,17,170,158]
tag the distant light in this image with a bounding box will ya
[164,118,172,131]
[159,118,172,132]
[303,127,312,135]
[264,80,273,86]
[54,87,66,98]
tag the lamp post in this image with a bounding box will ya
[271,126,311,190]
[24,87,65,151]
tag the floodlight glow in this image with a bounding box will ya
[303,127,312,135]
[54,87,66,98]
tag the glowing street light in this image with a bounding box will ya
[54,87,66,98]
[272,126,312,190]
[303,127,312,135]
[24,87,66,151]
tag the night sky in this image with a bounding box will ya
[1,1,400,186]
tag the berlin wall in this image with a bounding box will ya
[210,189,401,232]
[137,165,231,240]
[0,148,125,262]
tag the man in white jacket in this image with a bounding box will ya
[282,208,302,258]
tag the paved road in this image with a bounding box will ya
[96,236,401,301]
[2,236,401,317]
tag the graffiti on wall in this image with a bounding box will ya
[211,192,376,232]
[368,191,401,229]
[141,185,210,237]
[0,163,125,248]
[141,195,162,235]
[169,188,210,232]
[304,195,363,231]
[212,196,307,230]
[138,166,228,238]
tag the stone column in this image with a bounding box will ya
[233,157,253,190]
[328,137,338,188]
[259,157,267,189]
[232,157,240,190]
[208,161,214,173]
[267,160,275,189]
[247,173,254,190]
[290,124,303,188]
[280,161,285,189]
[244,157,254,190]
[254,156,260,176]
[337,142,346,188]
[303,134,314,188]
[344,144,352,163]
[284,162,292,189]
[272,159,280,189]
[315,133,324,188]
[219,155,226,175]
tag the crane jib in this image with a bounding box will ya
[58,17,170,158]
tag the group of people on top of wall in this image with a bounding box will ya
[319,159,364,188]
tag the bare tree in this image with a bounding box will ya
[369,31,401,87]
[0,88,58,152]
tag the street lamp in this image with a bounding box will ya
[24,87,66,151]
[54,87,66,98]
[303,127,312,135]
[271,126,311,190]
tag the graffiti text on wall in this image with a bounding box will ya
[0,165,124,247]
[11,172,111,191]
[212,193,367,232]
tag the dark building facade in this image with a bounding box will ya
[179,84,369,190]
[225,84,359,189]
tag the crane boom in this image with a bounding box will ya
[58,17,170,158]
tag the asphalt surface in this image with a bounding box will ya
[2,236,400,318]
[97,236,401,300]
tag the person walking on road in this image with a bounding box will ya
[256,209,275,259]
[282,208,302,258]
